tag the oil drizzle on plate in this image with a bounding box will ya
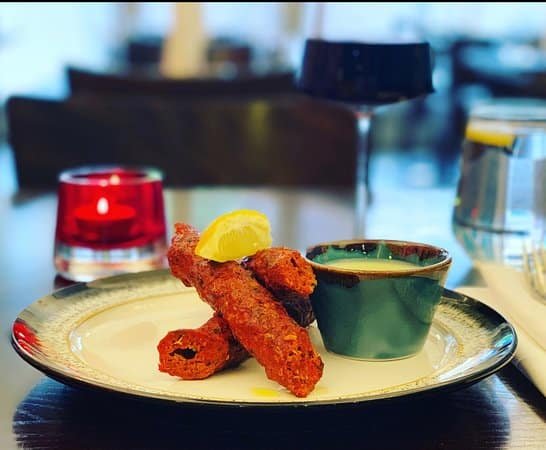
[251,387,280,398]
[251,386,329,398]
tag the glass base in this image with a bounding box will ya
[54,239,167,282]
[452,222,528,268]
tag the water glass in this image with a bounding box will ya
[454,99,546,235]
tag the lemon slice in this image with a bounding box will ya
[195,209,272,262]
[465,123,515,148]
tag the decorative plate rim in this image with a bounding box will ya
[11,269,517,408]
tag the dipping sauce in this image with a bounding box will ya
[325,258,420,271]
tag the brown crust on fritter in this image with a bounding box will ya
[245,248,317,297]
[244,248,316,327]
[157,315,249,380]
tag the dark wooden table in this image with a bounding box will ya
[1,187,544,449]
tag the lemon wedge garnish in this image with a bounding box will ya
[195,209,272,262]
[465,123,515,148]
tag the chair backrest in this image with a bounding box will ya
[66,66,298,99]
[7,94,357,189]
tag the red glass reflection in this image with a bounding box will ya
[55,167,166,250]
[12,319,40,353]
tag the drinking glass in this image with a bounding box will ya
[298,38,434,236]
[454,99,546,234]
[453,99,546,267]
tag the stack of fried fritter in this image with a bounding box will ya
[158,223,323,398]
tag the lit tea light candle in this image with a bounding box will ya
[55,166,167,281]
[74,196,136,243]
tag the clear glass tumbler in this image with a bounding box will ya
[454,99,546,234]
[453,99,546,267]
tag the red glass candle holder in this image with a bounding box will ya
[54,166,167,281]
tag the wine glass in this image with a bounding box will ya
[298,38,434,236]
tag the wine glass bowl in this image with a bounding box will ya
[298,39,434,105]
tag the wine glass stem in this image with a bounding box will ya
[355,112,372,237]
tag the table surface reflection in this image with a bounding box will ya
[1,187,545,449]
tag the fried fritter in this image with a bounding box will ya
[244,247,316,327]
[158,314,248,380]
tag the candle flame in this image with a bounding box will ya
[97,197,109,215]
[109,174,121,185]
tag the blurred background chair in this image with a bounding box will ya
[66,66,297,99]
[6,94,357,190]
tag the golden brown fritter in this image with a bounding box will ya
[166,223,323,398]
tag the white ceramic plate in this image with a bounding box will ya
[12,270,516,406]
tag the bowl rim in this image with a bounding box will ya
[305,239,452,277]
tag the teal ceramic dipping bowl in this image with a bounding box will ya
[306,240,451,360]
